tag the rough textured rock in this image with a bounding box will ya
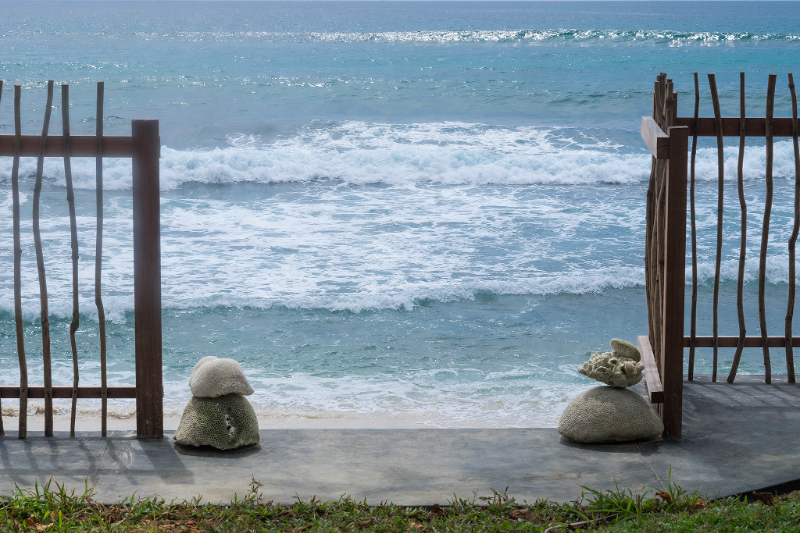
[558,386,663,444]
[610,338,641,362]
[189,356,254,398]
[578,352,644,388]
[174,394,260,450]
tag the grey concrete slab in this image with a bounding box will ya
[0,432,109,495]
[90,428,659,505]
[640,376,800,498]
[0,377,797,505]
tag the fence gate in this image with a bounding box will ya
[640,72,800,439]
[0,80,162,439]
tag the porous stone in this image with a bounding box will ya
[610,338,641,362]
[189,356,254,398]
[174,394,260,450]
[558,386,663,444]
[578,352,644,388]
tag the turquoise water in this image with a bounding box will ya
[1,2,800,426]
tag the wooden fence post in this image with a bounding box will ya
[132,119,163,439]
[662,125,688,439]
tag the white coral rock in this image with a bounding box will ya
[610,338,641,362]
[189,356,254,398]
[578,351,644,388]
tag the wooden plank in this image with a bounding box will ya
[728,72,749,384]
[688,73,700,381]
[662,124,688,440]
[12,85,28,439]
[132,120,163,439]
[788,73,800,384]
[684,336,800,348]
[62,83,81,438]
[0,387,136,399]
[675,116,796,137]
[0,135,133,157]
[32,80,55,437]
[641,116,670,159]
[708,74,725,383]
[760,74,778,385]
[638,336,664,404]
[96,82,109,437]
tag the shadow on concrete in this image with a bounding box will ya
[174,442,262,457]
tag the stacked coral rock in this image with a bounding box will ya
[558,339,663,444]
[174,356,260,450]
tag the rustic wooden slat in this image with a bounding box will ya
[12,85,28,439]
[761,74,777,385]
[0,135,133,157]
[0,387,137,399]
[729,72,749,384]
[637,336,665,403]
[708,74,725,383]
[645,81,657,383]
[641,116,670,159]
[33,80,55,437]
[662,124,688,440]
[675,116,796,137]
[653,77,674,395]
[684,336,800,348]
[688,73,699,382]
[672,91,678,125]
[96,82,109,437]
[132,120,163,439]
[644,101,658,386]
[62,84,81,438]
[787,73,799,385]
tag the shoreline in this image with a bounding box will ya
[0,412,517,433]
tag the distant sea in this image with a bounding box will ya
[1,1,800,427]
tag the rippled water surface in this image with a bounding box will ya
[1,2,799,426]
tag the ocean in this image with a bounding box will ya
[1,1,799,428]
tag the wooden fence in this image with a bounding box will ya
[0,80,163,439]
[640,72,800,439]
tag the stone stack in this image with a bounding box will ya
[558,338,663,444]
[174,356,260,450]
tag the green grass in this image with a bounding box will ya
[1,476,798,532]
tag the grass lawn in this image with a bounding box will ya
[2,476,798,532]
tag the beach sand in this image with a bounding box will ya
[0,395,524,434]
[0,411,446,434]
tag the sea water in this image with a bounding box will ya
[1,1,800,427]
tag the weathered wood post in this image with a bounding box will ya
[132,119,163,439]
[662,124,688,440]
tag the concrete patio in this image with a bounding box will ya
[0,376,798,505]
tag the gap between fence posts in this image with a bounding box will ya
[132,119,163,439]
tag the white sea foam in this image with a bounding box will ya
[24,29,798,46]
[2,124,800,320]
[0,122,646,190]
[0,120,647,320]
[3,122,799,192]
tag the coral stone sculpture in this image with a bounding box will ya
[175,357,259,450]
[558,386,663,443]
[174,394,260,450]
[188,356,255,398]
[559,338,660,444]
[578,351,644,388]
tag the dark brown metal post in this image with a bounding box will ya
[131,119,163,439]
[662,125,688,440]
